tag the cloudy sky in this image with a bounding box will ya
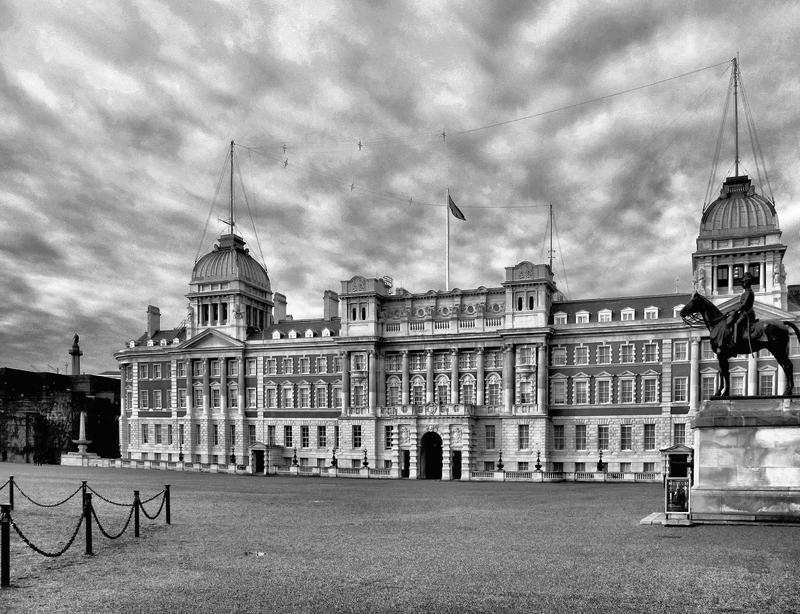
[1,0,799,374]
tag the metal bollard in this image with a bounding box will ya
[83,493,93,556]
[1,504,10,587]
[164,485,171,525]
[133,490,140,538]
[8,477,13,511]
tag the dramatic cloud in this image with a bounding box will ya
[1,0,799,374]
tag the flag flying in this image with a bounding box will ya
[448,193,466,220]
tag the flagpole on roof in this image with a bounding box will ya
[446,187,450,291]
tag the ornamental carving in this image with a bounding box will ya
[516,262,535,280]
[349,276,367,292]
[426,424,438,433]
[453,427,463,444]
[400,427,410,443]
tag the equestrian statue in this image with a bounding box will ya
[679,272,800,397]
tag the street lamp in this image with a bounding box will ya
[292,447,298,466]
[178,440,184,463]
[362,447,369,468]
[230,446,236,465]
[330,448,338,468]
[596,450,606,472]
[534,449,542,472]
[497,449,504,471]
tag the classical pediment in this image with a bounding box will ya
[177,328,244,350]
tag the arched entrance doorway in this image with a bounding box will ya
[420,431,443,479]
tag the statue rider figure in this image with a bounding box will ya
[730,271,756,352]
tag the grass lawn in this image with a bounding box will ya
[1,461,798,613]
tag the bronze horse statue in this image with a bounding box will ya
[679,292,800,397]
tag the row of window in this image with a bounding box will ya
[553,305,668,324]
[551,342,661,366]
[549,423,686,452]
[132,370,791,410]
[551,377,659,405]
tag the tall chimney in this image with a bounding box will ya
[273,293,287,322]
[323,290,339,321]
[69,333,82,375]
[147,305,161,338]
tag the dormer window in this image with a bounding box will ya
[288,330,298,339]
[673,305,684,318]
[644,307,658,320]
[598,309,612,323]
[321,328,331,337]
[553,312,567,325]
[304,329,314,338]
[621,308,635,321]
[159,339,167,346]
[271,331,281,340]
[575,311,589,324]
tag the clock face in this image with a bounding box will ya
[234,309,243,319]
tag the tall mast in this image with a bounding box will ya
[229,139,235,233]
[733,57,739,176]
[548,202,553,270]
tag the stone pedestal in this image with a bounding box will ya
[691,397,800,524]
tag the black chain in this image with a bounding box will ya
[86,485,131,507]
[139,493,166,520]
[10,513,84,558]
[14,483,82,508]
[140,489,166,505]
[91,504,135,540]
[0,479,8,491]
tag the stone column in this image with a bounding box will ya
[728,263,733,294]
[460,425,471,481]
[476,349,485,406]
[409,423,419,479]
[377,352,386,408]
[401,351,410,406]
[503,344,515,415]
[390,428,400,478]
[425,349,434,404]
[441,430,451,480]
[341,351,350,415]
[238,357,245,415]
[450,348,459,404]
[203,358,211,417]
[220,357,227,414]
[368,350,377,415]
[536,343,548,414]
[689,336,700,411]
[747,353,758,396]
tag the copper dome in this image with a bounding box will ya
[191,234,271,291]
[700,175,778,238]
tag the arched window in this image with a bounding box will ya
[435,374,450,405]
[486,373,502,406]
[386,375,401,406]
[361,307,367,320]
[528,295,534,310]
[460,374,476,404]
[351,307,357,321]
[411,375,425,405]
[517,296,523,311]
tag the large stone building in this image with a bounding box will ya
[114,170,800,479]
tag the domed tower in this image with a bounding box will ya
[186,233,273,341]
[692,174,786,308]
[691,59,787,309]
[185,141,273,341]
